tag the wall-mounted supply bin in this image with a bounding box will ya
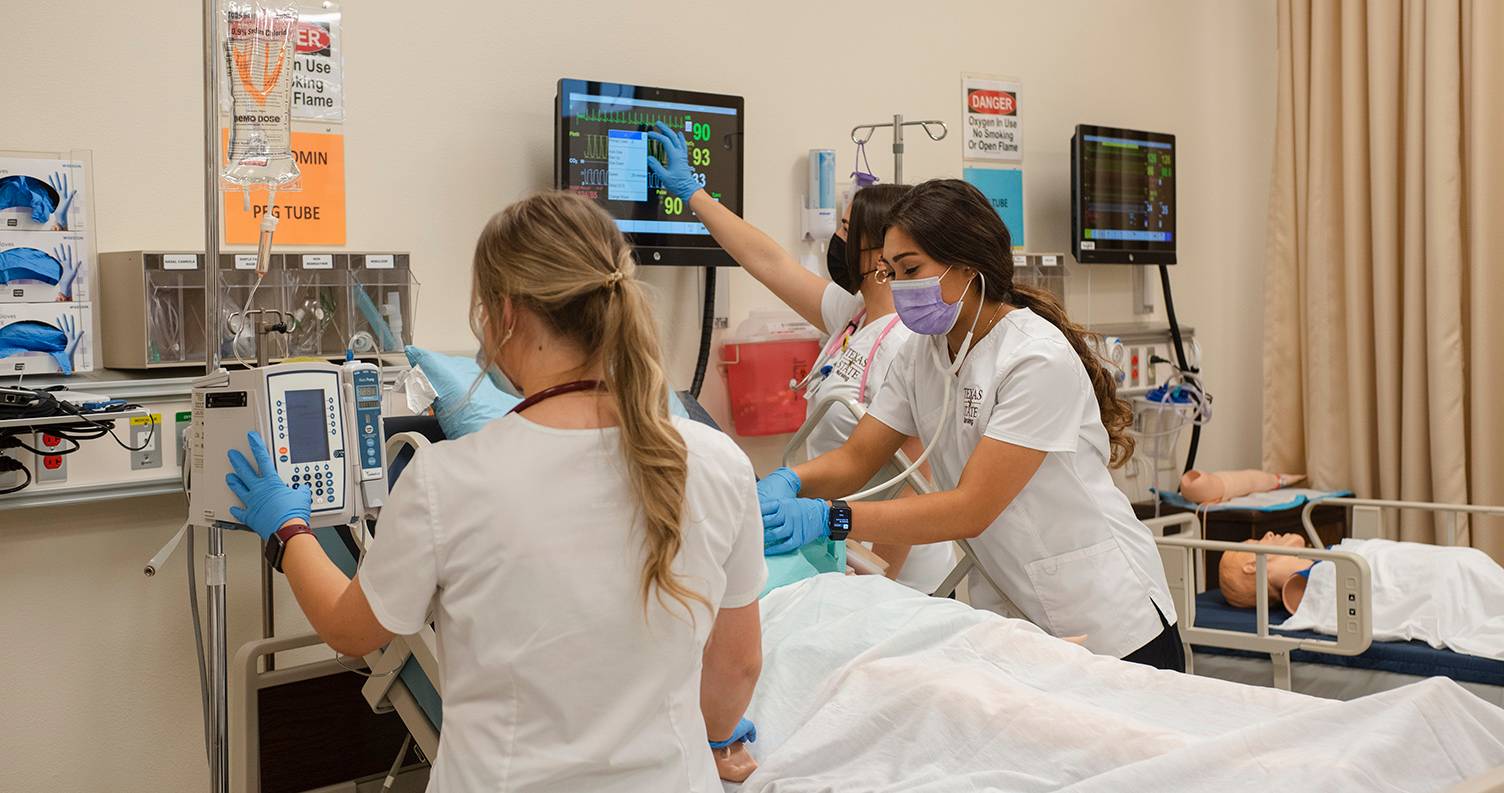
[1011,253,1068,306]
[98,250,419,369]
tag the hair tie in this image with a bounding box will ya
[604,270,625,289]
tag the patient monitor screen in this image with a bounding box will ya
[1072,125,1177,264]
[556,78,744,265]
[285,389,330,464]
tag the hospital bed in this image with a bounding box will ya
[741,572,1504,793]
[233,409,1504,792]
[278,466,1504,793]
[1155,497,1504,705]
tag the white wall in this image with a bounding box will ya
[0,1,1273,790]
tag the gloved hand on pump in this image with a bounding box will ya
[225,431,312,540]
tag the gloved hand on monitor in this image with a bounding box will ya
[645,121,704,200]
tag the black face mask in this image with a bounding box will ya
[826,233,857,294]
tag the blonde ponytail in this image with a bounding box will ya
[601,272,706,616]
[471,191,705,617]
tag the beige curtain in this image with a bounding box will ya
[1264,0,1504,557]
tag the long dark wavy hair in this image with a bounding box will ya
[886,179,1136,467]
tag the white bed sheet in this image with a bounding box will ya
[1281,538,1504,661]
[733,574,1504,793]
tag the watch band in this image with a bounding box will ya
[828,500,852,542]
[264,522,314,573]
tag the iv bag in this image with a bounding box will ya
[222,2,301,189]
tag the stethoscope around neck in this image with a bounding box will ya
[789,309,903,403]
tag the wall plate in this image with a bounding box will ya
[130,414,163,470]
[33,432,67,483]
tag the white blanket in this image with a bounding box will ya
[1280,538,1504,660]
[734,574,1504,793]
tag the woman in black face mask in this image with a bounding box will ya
[647,127,955,593]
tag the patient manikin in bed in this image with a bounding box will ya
[1219,532,1504,660]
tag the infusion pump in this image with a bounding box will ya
[189,361,386,528]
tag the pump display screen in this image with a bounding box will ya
[285,389,330,464]
[556,78,743,266]
[1071,125,1177,264]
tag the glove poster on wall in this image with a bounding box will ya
[0,152,96,374]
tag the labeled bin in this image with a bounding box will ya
[719,312,820,437]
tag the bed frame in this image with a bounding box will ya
[1152,497,1504,695]
[232,412,1504,791]
[232,430,442,793]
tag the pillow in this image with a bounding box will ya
[405,346,692,439]
[760,540,847,598]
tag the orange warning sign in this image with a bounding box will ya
[223,130,346,245]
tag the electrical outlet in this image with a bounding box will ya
[174,411,193,467]
[33,433,67,483]
[130,415,163,471]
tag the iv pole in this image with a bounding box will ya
[849,114,948,184]
[201,0,229,790]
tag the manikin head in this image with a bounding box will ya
[1218,532,1314,610]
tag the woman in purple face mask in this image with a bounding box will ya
[647,123,956,593]
[759,179,1186,672]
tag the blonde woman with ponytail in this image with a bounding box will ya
[221,191,767,791]
[758,179,1185,672]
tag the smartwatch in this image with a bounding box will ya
[827,500,852,542]
[264,522,315,573]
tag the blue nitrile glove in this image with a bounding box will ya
[756,466,801,506]
[644,121,704,200]
[226,431,312,541]
[763,497,830,556]
[47,171,77,230]
[53,244,79,300]
[56,313,82,374]
[709,717,758,749]
[0,175,56,223]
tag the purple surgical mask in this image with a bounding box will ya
[890,267,973,335]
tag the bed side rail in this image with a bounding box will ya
[360,627,442,760]
[1302,497,1504,549]
[1155,534,1374,659]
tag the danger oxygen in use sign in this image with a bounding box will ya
[290,11,343,121]
[962,76,1022,162]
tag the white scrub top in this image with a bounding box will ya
[359,415,767,793]
[806,283,955,594]
[805,283,913,458]
[867,307,1175,658]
